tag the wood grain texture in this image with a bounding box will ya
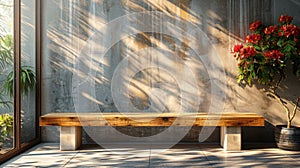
[39,112,264,127]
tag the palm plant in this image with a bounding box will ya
[0,35,36,109]
[3,65,36,97]
[0,93,11,111]
[0,34,13,69]
[0,34,13,111]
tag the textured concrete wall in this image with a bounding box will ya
[41,0,300,143]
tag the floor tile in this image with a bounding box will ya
[66,144,151,168]
[2,143,77,168]
[201,145,300,168]
[149,144,212,168]
[2,143,300,168]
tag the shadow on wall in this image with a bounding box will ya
[41,0,300,143]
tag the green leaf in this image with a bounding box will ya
[0,114,13,141]
[0,35,13,69]
[262,45,270,51]
[237,75,244,83]
[254,45,261,50]
[2,66,36,97]
[247,76,252,85]
[277,39,284,47]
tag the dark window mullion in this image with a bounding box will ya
[13,0,21,150]
[35,0,42,140]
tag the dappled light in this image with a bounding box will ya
[3,143,300,167]
[38,0,300,146]
[2,0,300,165]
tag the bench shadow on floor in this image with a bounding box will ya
[3,143,300,168]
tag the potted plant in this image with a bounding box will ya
[231,15,300,150]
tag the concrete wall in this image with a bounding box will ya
[41,0,300,144]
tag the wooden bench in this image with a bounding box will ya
[39,112,264,151]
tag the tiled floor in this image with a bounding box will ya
[2,143,300,168]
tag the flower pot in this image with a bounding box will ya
[275,125,300,151]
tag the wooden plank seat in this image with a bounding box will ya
[39,112,264,151]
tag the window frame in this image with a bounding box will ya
[0,0,41,163]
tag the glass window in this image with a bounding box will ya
[0,0,15,155]
[20,0,36,144]
[0,0,39,162]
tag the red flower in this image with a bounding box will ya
[264,50,284,60]
[264,26,278,35]
[231,44,244,53]
[279,15,293,23]
[249,20,261,31]
[240,46,256,59]
[245,34,261,43]
[280,24,298,38]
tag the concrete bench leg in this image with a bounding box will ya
[220,126,241,151]
[60,126,82,151]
